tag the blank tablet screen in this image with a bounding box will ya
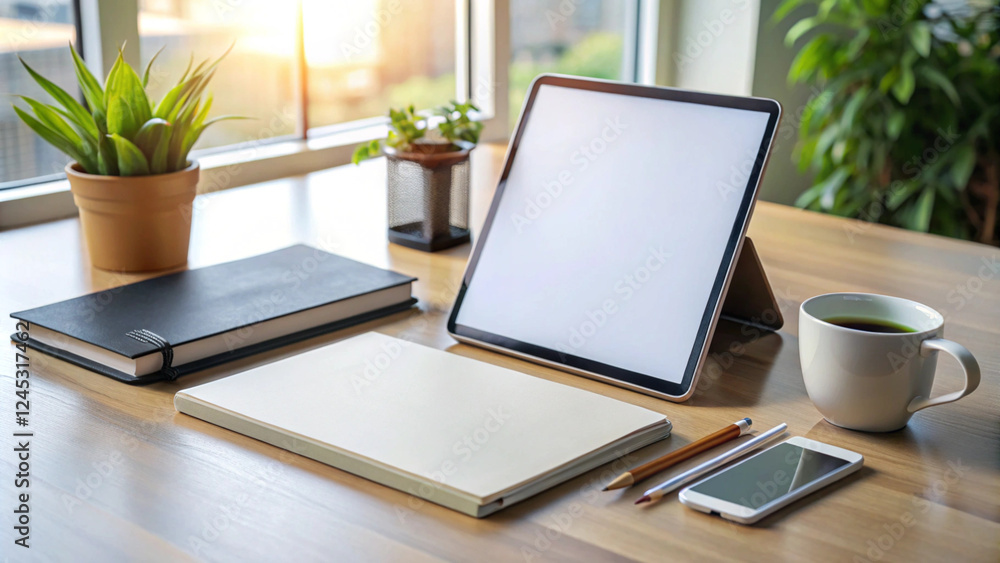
[453,81,774,389]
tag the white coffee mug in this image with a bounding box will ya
[799,293,981,432]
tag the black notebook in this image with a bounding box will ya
[10,245,417,385]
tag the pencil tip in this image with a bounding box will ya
[601,486,608,492]
[634,496,650,505]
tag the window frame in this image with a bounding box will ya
[1,0,667,229]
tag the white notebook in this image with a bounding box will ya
[175,332,671,517]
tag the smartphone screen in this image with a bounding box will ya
[687,442,851,509]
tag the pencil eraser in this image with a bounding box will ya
[744,418,752,425]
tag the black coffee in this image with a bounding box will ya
[823,317,915,334]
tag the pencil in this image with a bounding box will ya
[603,418,752,491]
[634,422,788,505]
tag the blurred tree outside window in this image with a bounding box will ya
[509,0,631,128]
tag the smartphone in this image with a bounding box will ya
[678,436,863,524]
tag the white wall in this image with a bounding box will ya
[658,0,812,204]
[668,0,760,96]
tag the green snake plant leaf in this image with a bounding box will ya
[107,97,141,139]
[106,50,152,126]
[68,43,105,119]
[131,117,174,175]
[167,71,210,123]
[192,94,213,131]
[17,96,101,173]
[150,127,172,175]
[18,56,99,141]
[178,53,195,83]
[97,133,118,176]
[107,133,151,176]
[154,76,196,120]
[17,96,88,147]
[175,115,248,170]
[102,52,124,109]
[133,117,171,162]
[15,42,240,177]
[48,105,100,145]
[13,105,96,172]
[167,97,201,170]
[142,45,164,89]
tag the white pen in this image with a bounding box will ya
[635,423,789,505]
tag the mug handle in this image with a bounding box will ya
[907,338,981,413]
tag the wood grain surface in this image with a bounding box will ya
[1,144,997,562]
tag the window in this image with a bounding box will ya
[509,0,634,126]
[4,0,468,190]
[304,0,457,132]
[138,0,299,150]
[139,0,460,145]
[1,0,664,228]
[0,0,78,188]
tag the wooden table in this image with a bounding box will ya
[1,144,997,562]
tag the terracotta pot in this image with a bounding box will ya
[66,162,199,272]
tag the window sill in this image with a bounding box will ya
[0,122,389,230]
[0,108,508,232]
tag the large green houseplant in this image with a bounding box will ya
[12,45,242,270]
[777,0,999,245]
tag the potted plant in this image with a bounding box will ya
[12,45,243,271]
[352,101,483,252]
[777,0,999,245]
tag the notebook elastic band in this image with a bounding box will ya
[126,329,179,380]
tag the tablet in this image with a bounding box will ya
[447,75,781,401]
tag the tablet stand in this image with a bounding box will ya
[719,238,784,332]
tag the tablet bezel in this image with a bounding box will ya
[447,74,781,401]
